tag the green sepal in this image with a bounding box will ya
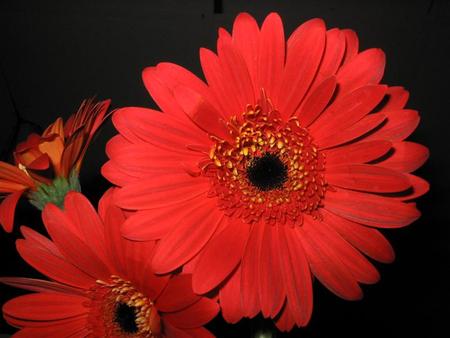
[28,170,81,210]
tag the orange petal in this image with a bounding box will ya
[38,135,64,176]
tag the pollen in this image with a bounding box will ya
[203,96,327,227]
[88,276,161,337]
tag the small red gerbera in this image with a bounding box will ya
[103,13,429,330]
[1,190,218,337]
[0,98,110,232]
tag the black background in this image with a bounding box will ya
[0,0,448,337]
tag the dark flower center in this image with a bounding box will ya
[247,153,288,191]
[115,302,138,333]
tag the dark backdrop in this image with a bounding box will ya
[0,0,448,337]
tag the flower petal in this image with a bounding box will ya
[298,218,363,300]
[375,141,429,173]
[278,226,313,326]
[318,113,386,149]
[323,140,392,165]
[114,174,210,210]
[173,85,231,141]
[3,292,88,321]
[326,164,411,193]
[42,203,111,281]
[152,201,224,274]
[156,275,200,312]
[232,13,260,94]
[219,266,244,324]
[309,28,346,89]
[311,84,387,139]
[324,188,421,228]
[364,110,420,142]
[0,277,85,296]
[164,298,219,329]
[240,222,264,318]
[259,223,285,318]
[278,18,326,117]
[336,48,385,95]
[342,29,359,64]
[296,76,337,127]
[192,220,250,294]
[258,12,285,99]
[0,190,24,232]
[322,210,395,263]
[17,227,94,289]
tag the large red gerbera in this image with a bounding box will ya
[103,13,429,330]
[1,190,218,337]
[0,98,110,232]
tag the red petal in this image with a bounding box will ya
[379,86,410,112]
[274,302,296,332]
[0,162,35,186]
[219,266,244,324]
[101,160,141,187]
[258,12,285,99]
[310,28,346,88]
[336,48,385,95]
[0,190,24,232]
[318,113,386,149]
[200,48,241,116]
[324,188,421,228]
[42,204,111,280]
[17,228,94,289]
[240,223,264,318]
[121,205,191,241]
[156,275,200,312]
[323,140,392,165]
[114,107,208,150]
[163,298,219,329]
[259,223,285,318]
[311,85,387,139]
[298,218,363,300]
[142,62,212,122]
[8,317,88,337]
[192,220,250,294]
[398,174,429,201]
[3,292,87,321]
[322,210,395,263]
[278,18,326,117]
[364,110,420,142]
[62,192,110,268]
[311,220,380,284]
[296,76,337,127]
[217,40,255,110]
[342,29,359,64]
[184,327,215,338]
[152,201,223,274]
[326,164,411,192]
[375,141,429,173]
[232,13,260,94]
[173,85,231,141]
[114,174,210,210]
[0,277,85,296]
[278,226,313,326]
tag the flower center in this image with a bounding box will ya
[115,303,139,333]
[246,153,287,191]
[88,276,162,337]
[203,96,327,226]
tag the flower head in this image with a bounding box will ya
[1,190,218,337]
[103,13,429,330]
[0,98,110,232]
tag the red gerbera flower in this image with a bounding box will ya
[0,98,110,232]
[103,13,429,330]
[1,190,218,337]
